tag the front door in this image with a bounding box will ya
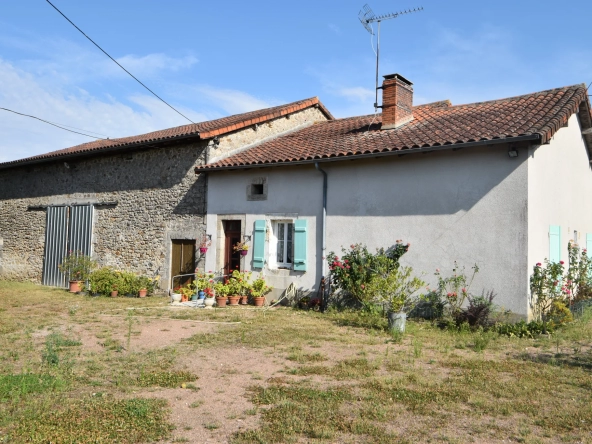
[223,220,242,276]
[171,239,196,290]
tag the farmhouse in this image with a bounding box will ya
[199,74,592,318]
[0,98,332,288]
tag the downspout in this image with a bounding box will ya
[315,162,328,310]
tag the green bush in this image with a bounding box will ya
[89,267,117,295]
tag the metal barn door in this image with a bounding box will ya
[42,205,94,287]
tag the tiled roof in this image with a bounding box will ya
[0,97,333,169]
[198,84,591,171]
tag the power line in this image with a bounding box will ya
[0,107,106,140]
[45,0,195,124]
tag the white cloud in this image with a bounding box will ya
[328,23,341,35]
[0,56,271,163]
[115,53,198,76]
[190,85,278,115]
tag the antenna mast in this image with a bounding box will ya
[358,4,423,111]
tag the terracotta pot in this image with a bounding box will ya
[138,289,147,298]
[240,250,248,256]
[181,294,189,302]
[216,296,227,308]
[253,296,265,307]
[69,280,82,293]
[199,247,208,254]
[110,290,118,298]
[228,295,240,306]
[240,295,248,305]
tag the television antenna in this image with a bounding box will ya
[358,4,423,111]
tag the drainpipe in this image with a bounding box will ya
[315,162,328,310]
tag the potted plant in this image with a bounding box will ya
[203,286,216,309]
[179,282,195,302]
[136,275,157,298]
[250,276,272,307]
[88,267,117,296]
[369,265,425,333]
[227,270,251,306]
[214,281,229,307]
[198,235,212,254]
[195,270,215,299]
[59,251,96,292]
[233,241,249,257]
[110,283,119,298]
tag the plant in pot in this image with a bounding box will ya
[195,270,215,299]
[227,270,252,306]
[89,267,117,296]
[214,281,230,307]
[179,282,195,302]
[233,241,249,257]
[59,251,97,293]
[198,235,212,255]
[369,265,425,333]
[203,286,216,309]
[250,276,272,307]
[136,275,157,298]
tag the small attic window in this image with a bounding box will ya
[247,177,267,201]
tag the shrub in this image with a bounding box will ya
[89,267,117,295]
[366,265,425,313]
[58,251,96,281]
[453,290,496,328]
[433,262,479,315]
[327,241,409,307]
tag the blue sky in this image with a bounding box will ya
[0,0,590,162]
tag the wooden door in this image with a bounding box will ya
[171,239,196,290]
[223,220,242,276]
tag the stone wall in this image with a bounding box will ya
[0,105,329,289]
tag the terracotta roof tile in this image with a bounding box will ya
[199,84,590,171]
[0,97,333,169]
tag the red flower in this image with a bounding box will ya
[536,263,542,267]
[560,261,565,265]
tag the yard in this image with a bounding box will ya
[1,281,592,443]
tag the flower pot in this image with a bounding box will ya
[240,250,248,256]
[240,295,248,305]
[110,290,118,298]
[216,296,227,308]
[199,247,208,254]
[228,295,240,306]
[198,291,205,299]
[204,297,215,309]
[191,294,198,301]
[253,296,265,307]
[69,281,82,293]
[138,289,147,298]
[171,293,182,304]
[387,311,407,333]
[181,294,189,302]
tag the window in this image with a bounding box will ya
[247,177,267,201]
[274,222,294,268]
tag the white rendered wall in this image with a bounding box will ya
[205,166,324,298]
[527,114,592,302]
[206,146,531,314]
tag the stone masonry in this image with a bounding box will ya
[0,105,328,289]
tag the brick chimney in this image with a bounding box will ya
[380,73,414,130]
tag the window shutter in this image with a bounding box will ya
[549,225,561,263]
[252,220,266,269]
[293,220,307,272]
[587,234,592,259]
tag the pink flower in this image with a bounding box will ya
[566,289,572,295]
[436,268,440,272]
[536,263,542,267]
[361,284,365,289]
[560,261,565,265]
[461,288,467,294]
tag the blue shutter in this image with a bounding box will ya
[293,220,307,272]
[587,234,592,259]
[549,225,561,263]
[252,220,266,269]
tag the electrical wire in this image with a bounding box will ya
[0,107,106,139]
[45,0,195,124]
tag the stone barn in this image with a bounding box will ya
[0,98,332,289]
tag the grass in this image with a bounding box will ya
[2,280,592,443]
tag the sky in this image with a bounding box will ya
[0,0,591,163]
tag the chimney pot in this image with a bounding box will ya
[381,73,414,130]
